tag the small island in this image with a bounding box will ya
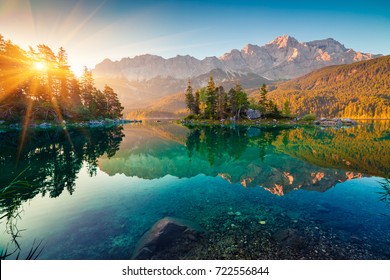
[183,76,294,123]
[182,76,361,128]
[182,76,331,128]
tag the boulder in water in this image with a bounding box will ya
[132,217,204,259]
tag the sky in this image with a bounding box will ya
[1,0,390,75]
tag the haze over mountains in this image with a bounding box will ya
[92,35,379,115]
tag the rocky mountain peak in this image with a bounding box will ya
[268,35,299,48]
[94,35,378,82]
[242,44,259,55]
[307,38,347,53]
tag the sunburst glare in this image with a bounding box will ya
[33,61,46,71]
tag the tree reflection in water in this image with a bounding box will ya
[0,126,124,258]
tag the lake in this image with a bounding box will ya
[0,121,389,259]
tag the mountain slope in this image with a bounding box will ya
[266,55,390,118]
[94,35,376,81]
[92,35,379,115]
[220,35,376,79]
[95,68,271,115]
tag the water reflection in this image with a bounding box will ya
[0,126,124,256]
[99,122,390,194]
[0,126,124,197]
[1,122,389,214]
[1,121,389,259]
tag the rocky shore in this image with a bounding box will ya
[0,118,142,131]
[315,118,357,126]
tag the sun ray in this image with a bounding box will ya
[1,37,78,156]
[17,97,34,163]
[0,71,33,103]
[60,0,107,46]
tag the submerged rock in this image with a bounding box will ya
[273,228,305,250]
[132,217,204,260]
[247,127,261,137]
[285,210,301,220]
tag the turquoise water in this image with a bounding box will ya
[0,122,389,259]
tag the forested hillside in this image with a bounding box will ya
[266,55,390,118]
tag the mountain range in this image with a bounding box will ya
[92,35,380,116]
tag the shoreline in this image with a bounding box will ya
[0,119,142,131]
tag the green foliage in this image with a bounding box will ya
[204,75,217,119]
[184,114,198,120]
[186,76,251,120]
[194,90,200,115]
[216,86,228,119]
[258,83,268,111]
[301,114,316,121]
[234,83,249,119]
[103,85,123,119]
[0,35,123,123]
[185,80,199,115]
[249,84,282,118]
[184,77,289,120]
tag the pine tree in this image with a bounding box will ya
[80,67,95,112]
[56,47,72,113]
[104,85,123,119]
[69,78,82,108]
[205,75,217,119]
[216,86,227,119]
[228,88,238,118]
[235,82,249,119]
[194,90,200,115]
[0,36,124,122]
[37,44,57,102]
[185,79,195,114]
[258,84,268,113]
[207,75,215,93]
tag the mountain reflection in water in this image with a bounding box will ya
[99,122,390,194]
[0,121,389,260]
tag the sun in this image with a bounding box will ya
[71,65,84,78]
[34,61,46,71]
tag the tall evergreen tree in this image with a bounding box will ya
[205,75,217,119]
[194,90,200,115]
[185,79,195,114]
[80,67,95,112]
[216,86,227,119]
[104,85,123,119]
[56,47,71,106]
[228,88,238,118]
[258,83,268,113]
[235,82,249,119]
[37,44,57,101]
[69,77,82,108]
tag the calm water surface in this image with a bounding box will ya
[0,121,389,259]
